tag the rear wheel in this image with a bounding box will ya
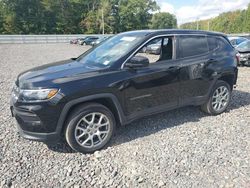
[65,103,115,153]
[201,80,231,115]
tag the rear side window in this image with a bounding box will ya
[208,36,218,51]
[178,36,208,58]
[218,37,234,52]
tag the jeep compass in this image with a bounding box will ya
[10,30,238,153]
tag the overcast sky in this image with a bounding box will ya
[156,0,250,25]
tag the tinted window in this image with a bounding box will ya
[179,36,208,58]
[132,37,173,64]
[208,36,218,51]
[237,40,250,50]
[218,37,234,52]
[237,38,247,45]
[77,34,144,67]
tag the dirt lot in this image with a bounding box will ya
[0,44,249,187]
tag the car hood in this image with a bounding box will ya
[236,48,250,53]
[17,59,103,89]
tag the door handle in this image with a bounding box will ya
[168,66,181,71]
[207,59,216,63]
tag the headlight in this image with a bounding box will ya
[239,54,248,61]
[240,54,247,58]
[19,88,58,101]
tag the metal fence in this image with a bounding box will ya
[0,34,112,44]
[0,33,249,44]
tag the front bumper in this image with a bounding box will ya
[10,106,61,143]
[16,123,60,143]
[10,93,64,143]
[239,53,250,66]
[240,60,250,66]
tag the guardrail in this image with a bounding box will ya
[0,34,112,44]
[0,33,249,44]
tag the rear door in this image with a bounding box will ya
[176,35,212,106]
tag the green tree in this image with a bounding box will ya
[118,0,159,31]
[243,4,250,32]
[2,0,46,34]
[0,0,178,34]
[97,0,115,34]
[81,10,100,34]
[150,12,177,29]
[42,0,85,34]
[0,1,5,33]
[180,4,250,34]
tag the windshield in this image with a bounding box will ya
[237,40,250,50]
[76,34,144,68]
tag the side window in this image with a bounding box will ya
[208,36,218,51]
[178,36,208,58]
[133,37,173,64]
[218,37,234,52]
[236,38,243,45]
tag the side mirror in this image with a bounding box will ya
[126,56,149,68]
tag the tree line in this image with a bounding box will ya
[180,4,250,34]
[0,0,249,35]
[0,0,177,34]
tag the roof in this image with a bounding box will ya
[120,29,226,37]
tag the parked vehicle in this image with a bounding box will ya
[145,38,169,54]
[70,38,80,44]
[228,36,248,47]
[90,36,111,46]
[78,37,88,45]
[80,36,99,45]
[10,30,238,153]
[236,40,250,66]
[144,39,161,54]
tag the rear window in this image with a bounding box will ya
[178,36,208,58]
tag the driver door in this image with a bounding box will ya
[121,36,181,118]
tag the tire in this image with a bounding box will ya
[201,80,231,115]
[65,103,116,153]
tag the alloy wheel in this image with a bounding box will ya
[74,112,110,148]
[211,86,230,112]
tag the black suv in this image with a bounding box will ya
[10,30,238,153]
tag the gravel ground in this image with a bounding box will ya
[0,44,250,188]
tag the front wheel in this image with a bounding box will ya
[201,80,231,115]
[65,103,115,153]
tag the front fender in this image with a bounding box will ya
[55,93,126,135]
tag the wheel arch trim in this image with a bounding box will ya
[55,93,126,134]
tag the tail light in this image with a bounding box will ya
[236,53,240,65]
